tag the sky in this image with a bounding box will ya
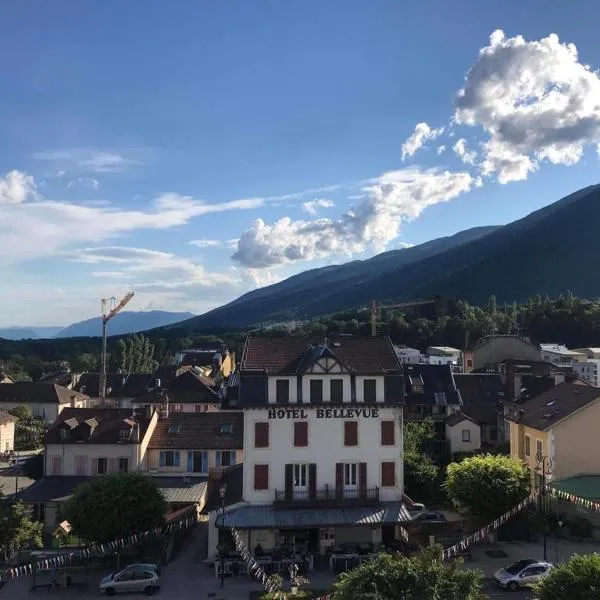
[2,0,600,327]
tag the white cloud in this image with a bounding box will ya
[188,239,223,248]
[401,122,444,160]
[301,198,335,215]
[436,145,446,155]
[453,138,478,165]
[66,177,101,190]
[0,170,36,204]
[455,30,600,183]
[32,149,144,173]
[232,167,474,268]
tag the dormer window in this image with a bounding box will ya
[220,423,233,435]
[119,428,131,442]
[59,427,69,441]
[168,425,181,435]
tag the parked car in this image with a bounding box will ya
[412,511,447,522]
[9,456,28,467]
[99,567,160,596]
[120,563,161,576]
[494,559,553,590]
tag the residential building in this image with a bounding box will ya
[0,383,88,422]
[0,410,16,452]
[506,382,600,482]
[209,336,408,561]
[463,335,541,373]
[572,360,600,387]
[74,372,155,408]
[445,412,481,454]
[394,346,425,364]
[426,346,462,366]
[0,373,15,384]
[539,344,586,368]
[572,348,600,360]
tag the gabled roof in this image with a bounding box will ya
[240,336,401,375]
[0,382,88,405]
[45,407,153,444]
[505,382,600,431]
[466,335,540,353]
[454,373,503,424]
[402,364,461,406]
[0,410,17,425]
[75,373,155,398]
[134,368,220,405]
[147,411,243,449]
[445,411,478,427]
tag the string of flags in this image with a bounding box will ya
[548,485,600,511]
[442,490,539,560]
[0,509,196,583]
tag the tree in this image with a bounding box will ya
[403,421,440,502]
[114,334,158,374]
[535,553,600,600]
[64,473,167,543]
[22,452,44,480]
[0,497,43,560]
[331,545,485,600]
[445,454,529,523]
[8,405,31,420]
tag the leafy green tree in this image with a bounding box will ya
[403,421,440,502]
[445,454,530,522]
[64,473,167,543]
[535,553,600,600]
[0,497,43,560]
[8,405,32,420]
[331,545,486,600]
[114,334,158,374]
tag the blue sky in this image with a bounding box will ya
[2,1,600,326]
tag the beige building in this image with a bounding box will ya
[445,412,481,454]
[507,382,600,482]
[0,410,17,452]
[572,348,600,360]
[463,335,541,373]
[0,374,15,384]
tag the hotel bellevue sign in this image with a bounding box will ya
[267,407,379,419]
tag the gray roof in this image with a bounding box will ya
[149,476,207,504]
[216,503,410,529]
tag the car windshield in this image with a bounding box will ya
[505,559,537,574]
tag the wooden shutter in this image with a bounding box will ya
[108,458,118,473]
[310,379,323,403]
[381,462,396,487]
[359,462,367,499]
[363,379,377,403]
[344,421,358,446]
[330,379,344,404]
[254,465,269,491]
[255,422,269,448]
[293,421,308,447]
[285,464,293,500]
[380,420,395,446]
[308,463,317,499]
[335,463,344,499]
[276,380,290,404]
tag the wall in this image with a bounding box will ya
[137,410,159,470]
[445,420,481,454]
[132,401,220,414]
[0,420,15,452]
[45,442,141,475]
[469,338,541,372]
[243,406,403,505]
[0,401,64,422]
[146,448,243,473]
[509,421,549,478]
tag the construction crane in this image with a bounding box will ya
[370,299,434,336]
[100,291,135,403]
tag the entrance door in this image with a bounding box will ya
[293,464,308,499]
[343,463,358,495]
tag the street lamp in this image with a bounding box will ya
[535,453,553,562]
[219,483,227,589]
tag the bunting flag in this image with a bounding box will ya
[548,486,600,511]
[0,508,196,584]
[442,490,539,560]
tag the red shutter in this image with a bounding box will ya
[381,421,395,446]
[285,464,293,500]
[335,463,343,499]
[308,464,317,499]
[254,465,269,491]
[344,421,358,446]
[255,422,269,448]
[381,462,396,487]
[294,422,308,447]
[359,462,367,499]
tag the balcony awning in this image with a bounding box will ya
[216,502,410,529]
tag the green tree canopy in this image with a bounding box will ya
[535,553,600,600]
[403,421,440,503]
[331,545,485,600]
[64,473,167,543]
[445,454,530,523]
[0,497,43,560]
[8,405,32,420]
[113,334,158,374]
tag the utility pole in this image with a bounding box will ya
[536,453,553,562]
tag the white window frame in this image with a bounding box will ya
[343,463,358,490]
[524,435,531,457]
[293,463,308,497]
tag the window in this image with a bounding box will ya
[293,464,308,491]
[119,428,131,442]
[220,423,233,435]
[381,462,396,487]
[467,359,473,368]
[381,420,395,446]
[96,457,108,475]
[159,451,180,468]
[343,463,358,489]
[168,425,181,435]
[118,458,129,473]
[536,439,543,458]
[276,379,290,403]
[524,435,531,457]
[59,427,69,441]
[254,464,269,490]
[50,456,63,475]
[254,422,269,448]
[310,379,323,403]
[344,421,358,446]
[363,379,377,403]
[194,405,203,413]
[74,455,88,475]
[216,450,236,467]
[172,404,184,412]
[294,421,308,447]
[188,451,208,473]
[462,429,471,442]
[330,379,344,404]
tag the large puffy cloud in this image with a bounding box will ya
[455,30,600,183]
[401,122,444,160]
[232,167,474,268]
[0,170,36,204]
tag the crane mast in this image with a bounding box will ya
[100,291,135,403]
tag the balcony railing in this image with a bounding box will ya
[274,486,380,507]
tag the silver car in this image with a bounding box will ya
[494,559,553,590]
[99,568,160,596]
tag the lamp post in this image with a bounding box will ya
[219,482,227,589]
[535,453,553,562]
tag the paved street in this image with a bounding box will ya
[483,581,532,599]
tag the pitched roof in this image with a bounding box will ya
[402,364,461,406]
[240,336,401,375]
[445,411,478,427]
[0,382,88,405]
[149,476,207,504]
[45,407,153,444]
[454,373,503,424]
[467,334,540,353]
[147,411,243,449]
[75,373,155,398]
[203,464,244,513]
[505,382,600,431]
[0,410,17,425]
[133,368,220,405]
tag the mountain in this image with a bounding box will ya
[54,310,195,338]
[0,327,43,340]
[163,183,600,332]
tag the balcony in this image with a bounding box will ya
[273,486,380,508]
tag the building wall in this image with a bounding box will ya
[445,420,481,454]
[466,338,541,373]
[572,361,600,387]
[0,420,15,452]
[132,401,220,414]
[146,448,243,473]
[0,401,68,422]
[243,406,404,505]
[509,421,549,479]
[45,442,141,475]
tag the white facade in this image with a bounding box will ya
[394,347,425,364]
[0,420,15,452]
[573,360,600,387]
[445,418,481,454]
[0,399,85,422]
[540,344,586,368]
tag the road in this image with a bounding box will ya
[484,580,533,598]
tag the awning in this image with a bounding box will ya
[551,474,600,501]
[216,503,411,529]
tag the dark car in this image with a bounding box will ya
[412,511,447,522]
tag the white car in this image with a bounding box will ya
[99,567,160,596]
[494,559,553,590]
